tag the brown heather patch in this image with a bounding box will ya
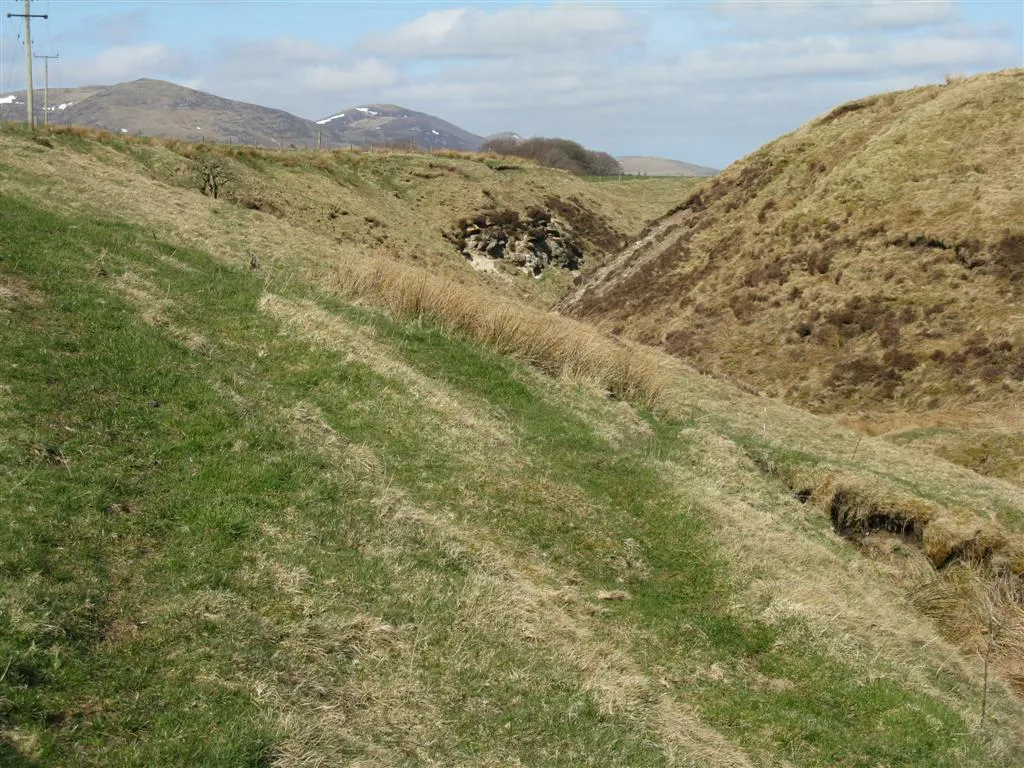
[561,69,1024,419]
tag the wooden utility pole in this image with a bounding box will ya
[6,0,48,129]
[34,53,58,125]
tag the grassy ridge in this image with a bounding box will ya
[3,190,1022,765]
[2,122,699,309]
[561,69,1024,482]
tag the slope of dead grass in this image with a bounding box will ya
[0,127,671,408]
[562,69,1024,448]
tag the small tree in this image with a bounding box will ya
[191,147,235,199]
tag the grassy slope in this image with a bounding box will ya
[2,129,1024,766]
[0,122,696,310]
[561,70,1024,481]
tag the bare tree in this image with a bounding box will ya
[191,147,235,199]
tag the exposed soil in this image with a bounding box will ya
[448,197,626,277]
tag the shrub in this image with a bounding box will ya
[482,137,622,177]
[190,146,236,199]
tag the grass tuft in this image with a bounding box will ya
[315,258,671,408]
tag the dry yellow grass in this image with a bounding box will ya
[14,122,695,308]
[3,121,675,409]
[224,314,753,766]
[262,293,512,445]
[250,277,1024,758]
[690,404,1024,703]
[308,257,671,408]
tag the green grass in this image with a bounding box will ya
[1,194,1019,765]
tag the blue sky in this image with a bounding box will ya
[2,1,1021,167]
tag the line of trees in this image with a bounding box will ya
[482,137,622,176]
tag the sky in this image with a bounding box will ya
[1,1,1021,167]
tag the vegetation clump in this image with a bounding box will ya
[483,136,623,176]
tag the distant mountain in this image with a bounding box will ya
[617,156,718,177]
[316,104,484,151]
[0,79,483,150]
[0,79,321,146]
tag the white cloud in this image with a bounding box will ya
[369,3,1018,168]
[69,44,190,83]
[648,31,1015,84]
[855,0,959,29]
[18,2,1020,168]
[181,38,401,111]
[299,59,399,92]
[704,0,960,36]
[360,4,643,58]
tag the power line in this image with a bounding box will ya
[6,0,48,128]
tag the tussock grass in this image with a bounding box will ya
[314,258,671,408]
[787,466,1024,575]
[911,566,1024,697]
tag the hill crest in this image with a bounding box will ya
[562,69,1024,419]
[314,102,483,150]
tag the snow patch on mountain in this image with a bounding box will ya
[316,112,346,125]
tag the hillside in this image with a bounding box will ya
[0,79,322,146]
[316,103,484,150]
[618,156,719,177]
[0,123,695,308]
[0,79,484,150]
[563,71,1024,428]
[2,123,1024,765]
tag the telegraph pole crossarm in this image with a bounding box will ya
[7,0,49,129]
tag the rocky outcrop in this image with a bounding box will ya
[450,208,583,276]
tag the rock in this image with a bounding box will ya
[452,208,584,275]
